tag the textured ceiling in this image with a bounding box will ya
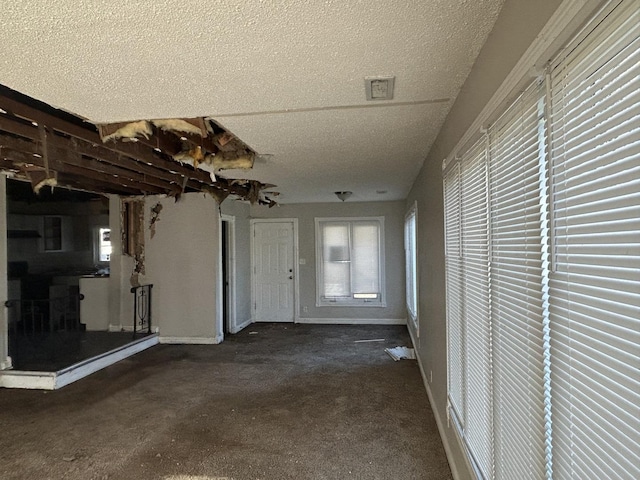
[1,0,504,203]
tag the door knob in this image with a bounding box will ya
[289,276,293,279]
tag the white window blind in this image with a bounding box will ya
[445,163,465,430]
[405,203,418,328]
[316,218,384,306]
[459,138,493,479]
[548,1,640,478]
[488,81,551,480]
[443,1,640,478]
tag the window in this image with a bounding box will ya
[404,203,418,330]
[316,217,385,306]
[43,216,62,251]
[98,228,111,262]
[443,2,640,478]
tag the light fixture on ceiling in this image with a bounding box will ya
[365,76,395,101]
[335,191,352,202]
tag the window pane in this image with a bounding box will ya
[405,208,417,320]
[322,223,350,297]
[99,228,112,262]
[317,218,384,305]
[352,223,379,295]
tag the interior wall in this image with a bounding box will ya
[250,201,406,323]
[107,195,134,331]
[144,193,220,340]
[0,176,9,369]
[405,0,563,478]
[220,199,252,330]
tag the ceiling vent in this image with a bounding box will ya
[365,76,395,101]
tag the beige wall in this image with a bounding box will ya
[405,0,563,478]
[144,193,220,340]
[250,201,406,322]
[107,193,221,340]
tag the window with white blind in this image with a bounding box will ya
[548,1,640,478]
[443,1,639,478]
[404,203,418,329]
[316,217,385,306]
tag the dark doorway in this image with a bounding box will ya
[221,219,230,334]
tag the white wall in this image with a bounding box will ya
[144,193,220,341]
[250,201,406,323]
[405,0,564,478]
[0,175,10,369]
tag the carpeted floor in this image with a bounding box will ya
[0,323,453,480]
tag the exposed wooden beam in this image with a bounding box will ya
[0,114,185,187]
[0,135,169,195]
[0,97,216,186]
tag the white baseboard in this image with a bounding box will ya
[0,356,13,370]
[108,324,134,332]
[297,317,406,325]
[230,317,252,334]
[409,327,469,480]
[0,370,56,390]
[0,334,159,390]
[158,336,218,345]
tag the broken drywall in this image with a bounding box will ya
[121,198,146,287]
[149,202,163,239]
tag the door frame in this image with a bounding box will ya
[250,218,299,323]
[218,214,237,339]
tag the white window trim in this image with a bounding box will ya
[315,216,386,307]
[404,202,419,333]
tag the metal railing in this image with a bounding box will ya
[5,293,84,369]
[131,284,153,338]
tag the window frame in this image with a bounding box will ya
[315,216,386,307]
[404,202,418,331]
[95,226,112,264]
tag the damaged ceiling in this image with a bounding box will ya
[0,86,279,206]
[0,0,505,204]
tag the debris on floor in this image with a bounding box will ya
[248,331,258,335]
[384,346,416,361]
[354,338,385,343]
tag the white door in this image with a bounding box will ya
[252,221,295,322]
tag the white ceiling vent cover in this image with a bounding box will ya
[365,76,395,100]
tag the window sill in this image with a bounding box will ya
[316,301,387,308]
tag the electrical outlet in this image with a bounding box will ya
[303,306,308,313]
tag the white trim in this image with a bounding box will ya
[0,371,56,390]
[0,357,12,370]
[442,0,605,173]
[409,327,473,480]
[229,317,252,334]
[55,334,159,389]
[405,202,419,336]
[250,218,300,323]
[158,336,218,345]
[108,324,134,332]
[315,216,387,307]
[0,334,158,390]
[296,317,406,325]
